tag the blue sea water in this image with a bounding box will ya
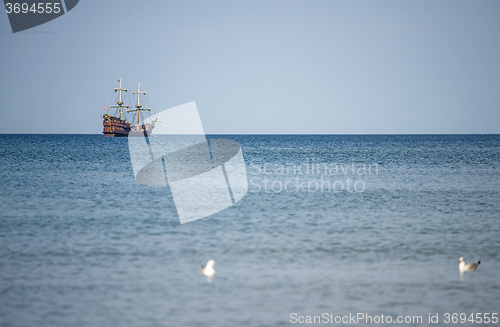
[0,134,499,326]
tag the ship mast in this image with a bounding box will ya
[109,77,130,119]
[127,82,151,124]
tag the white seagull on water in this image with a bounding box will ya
[201,260,215,277]
[459,257,480,273]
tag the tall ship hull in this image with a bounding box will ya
[102,114,131,137]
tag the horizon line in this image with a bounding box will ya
[0,133,499,136]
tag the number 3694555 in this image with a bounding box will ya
[5,2,62,14]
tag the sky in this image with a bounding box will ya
[0,0,499,134]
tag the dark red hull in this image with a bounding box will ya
[103,114,131,137]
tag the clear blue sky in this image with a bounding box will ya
[1,0,499,134]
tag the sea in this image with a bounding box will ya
[0,134,499,327]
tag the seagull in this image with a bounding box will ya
[201,260,215,277]
[459,257,480,273]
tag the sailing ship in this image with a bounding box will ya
[102,78,131,137]
[102,78,159,137]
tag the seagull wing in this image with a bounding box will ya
[469,261,480,270]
